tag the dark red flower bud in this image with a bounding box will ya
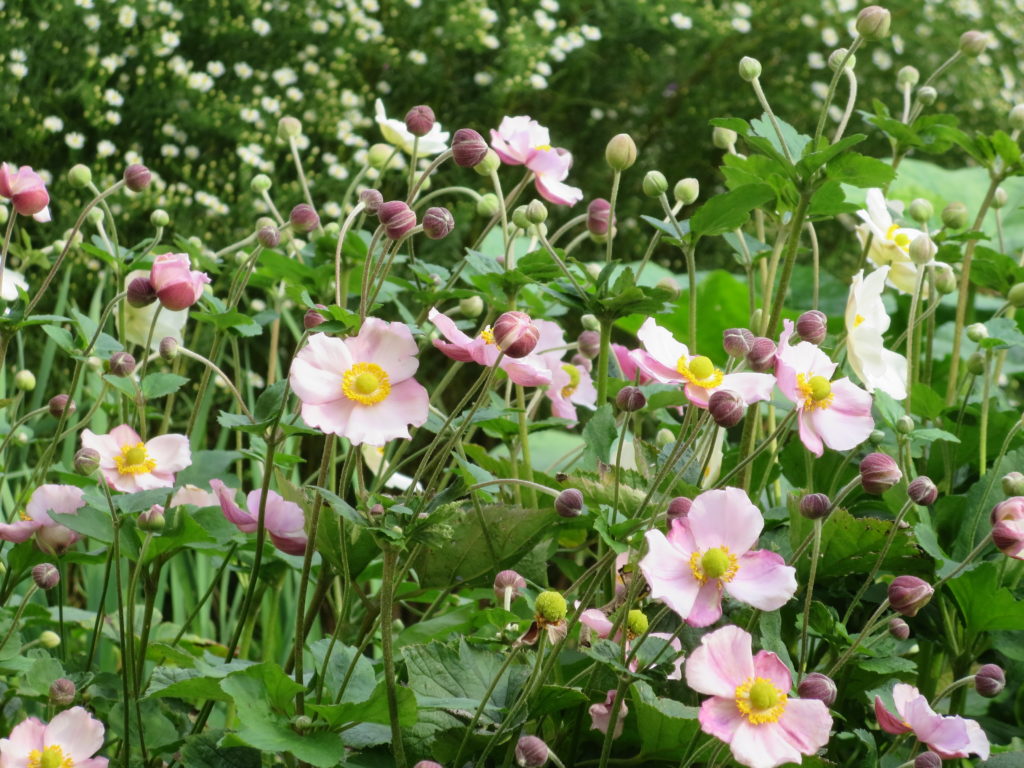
[304,304,328,330]
[587,198,613,236]
[747,337,776,372]
[709,389,745,428]
[515,735,550,767]
[378,201,418,240]
[577,330,601,359]
[289,203,320,233]
[109,351,136,377]
[616,386,646,412]
[555,488,584,518]
[667,497,692,520]
[493,311,540,357]
[127,276,157,308]
[452,128,489,168]
[423,206,455,240]
[494,569,527,602]
[888,575,934,617]
[257,226,281,248]
[32,563,60,590]
[799,492,831,520]
[49,677,76,706]
[860,453,902,494]
[723,327,754,358]
[404,105,435,137]
[124,163,152,192]
[914,752,941,768]
[889,616,910,640]
[907,476,937,506]
[796,310,828,345]
[360,188,384,215]
[48,394,75,419]
[974,664,1005,697]
[797,673,837,707]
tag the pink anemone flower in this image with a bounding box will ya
[991,497,1024,560]
[149,252,210,312]
[634,318,774,409]
[0,484,86,555]
[0,163,51,222]
[490,116,583,206]
[874,683,989,761]
[613,344,652,384]
[289,319,429,446]
[0,706,109,767]
[685,625,833,768]
[589,689,628,739]
[427,308,551,387]
[81,425,191,493]
[578,607,684,680]
[533,320,596,424]
[210,479,307,556]
[775,320,874,457]
[639,487,797,626]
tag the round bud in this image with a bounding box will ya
[68,164,93,189]
[534,590,568,623]
[909,234,936,266]
[49,678,76,707]
[378,201,418,240]
[526,200,548,225]
[1010,105,1024,132]
[459,296,484,318]
[738,56,762,81]
[896,415,914,435]
[587,198,613,236]
[643,171,669,198]
[797,673,837,707]
[86,208,104,227]
[452,128,490,168]
[992,187,1008,209]
[32,563,60,590]
[1002,471,1024,496]
[494,569,527,603]
[476,193,500,218]
[888,575,934,617]
[74,447,101,475]
[138,504,166,531]
[14,370,36,392]
[423,206,455,240]
[367,144,394,170]
[626,609,649,636]
[157,337,178,363]
[412,763,443,768]
[616,386,646,413]
[493,311,540,357]
[799,493,831,520]
[908,198,933,224]
[124,163,152,192]
[289,204,320,233]
[712,126,738,150]
[473,149,501,176]
[577,330,601,359]
[40,631,61,649]
[723,328,754,358]
[856,5,892,41]
[352,189,382,217]
[860,452,902,494]
[656,276,680,300]
[967,351,986,376]
[150,208,170,228]
[917,86,938,106]
[127,276,157,308]
[747,337,777,373]
[667,497,692,520]
[277,116,302,140]
[252,226,280,250]
[907,476,938,506]
[515,735,550,768]
[914,753,942,768]
[656,428,675,448]
[941,202,969,230]
[250,174,272,193]
[796,310,827,345]
[674,177,699,206]
[404,105,435,137]
[966,322,988,343]
[605,133,638,171]
[109,351,136,377]
[896,65,920,88]
[555,488,584,518]
[828,48,856,72]
[708,389,745,428]
[511,206,532,231]
[889,616,911,640]
[303,305,327,330]
[974,664,1005,698]
[572,353,592,372]
[581,314,601,332]
[934,264,957,295]
[959,30,990,58]
[48,394,75,419]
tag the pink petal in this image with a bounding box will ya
[145,434,191,474]
[251,491,306,538]
[683,382,713,408]
[631,348,683,384]
[108,423,144,447]
[0,716,45,758]
[960,719,990,760]
[269,530,308,556]
[639,530,700,621]
[300,397,357,436]
[751,650,792,692]
[26,484,85,522]
[427,307,474,346]
[345,317,419,383]
[122,470,174,491]
[689,487,763,554]
[336,378,428,446]
[697,695,744,744]
[211,479,255,532]
[666,517,698,553]
[797,413,825,457]
[777,697,833,756]
[532,320,566,356]
[77,759,110,768]
[729,717,803,768]
[903,697,969,755]
[0,519,42,543]
[290,353,345,406]
[808,380,874,453]
[580,608,614,639]
[80,429,122,469]
[534,173,583,207]
[686,579,725,627]
[612,344,651,383]
[726,550,797,611]
[44,706,105,763]
[501,357,552,386]
[685,625,755,697]
[874,696,911,735]
[718,372,775,405]
[892,683,920,715]
[637,319,689,376]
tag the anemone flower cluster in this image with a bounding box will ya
[874,683,989,760]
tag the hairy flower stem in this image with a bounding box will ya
[605,170,621,263]
[905,267,927,416]
[0,584,38,651]
[597,677,630,768]
[798,518,823,680]
[714,410,797,489]
[832,67,858,144]
[765,191,811,340]
[288,136,323,237]
[548,213,588,246]
[406,149,452,205]
[379,545,407,768]
[595,317,613,407]
[176,346,252,418]
[750,77,794,164]
[813,37,863,145]
[514,384,538,508]
[334,202,366,306]
[538,232,587,299]
[844,498,915,623]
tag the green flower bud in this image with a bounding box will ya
[908,198,933,224]
[40,630,61,649]
[712,126,738,150]
[674,177,699,205]
[966,322,988,342]
[828,48,856,72]
[896,66,920,88]
[896,415,914,434]
[367,144,394,170]
[856,5,891,41]
[581,314,601,332]
[476,193,500,217]
[992,187,1008,209]
[14,370,35,392]
[526,200,548,225]
[250,174,272,193]
[967,351,986,376]
[1007,282,1024,308]
[959,30,990,58]
[511,205,531,230]
[534,590,567,623]
[738,56,761,81]
[934,264,957,295]
[605,133,638,171]
[656,428,675,448]
[87,207,104,226]
[643,171,668,198]
[909,234,936,266]
[277,116,302,140]
[68,164,92,189]
[917,86,937,106]
[0,206,8,226]
[941,202,968,230]
[473,149,501,176]
[459,295,484,318]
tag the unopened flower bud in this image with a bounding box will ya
[138,504,166,531]
[712,126,738,150]
[74,447,101,475]
[126,276,156,308]
[572,353,592,372]
[708,389,745,428]
[799,493,831,520]
[124,163,152,192]
[49,678,76,706]
[896,66,920,88]
[723,328,754,358]
[277,116,302,140]
[155,337,177,363]
[473,149,501,176]
[934,264,957,295]
[48,394,75,419]
[494,569,527,603]
[68,164,92,189]
[860,452,902,494]
[40,631,61,649]
[576,330,601,359]
[423,206,455,240]
[511,205,531,231]
[908,198,933,224]
[404,105,435,137]
[674,177,699,206]
[378,201,418,240]
[14,370,35,392]
[856,5,891,41]
[605,133,637,171]
[515,735,550,767]
[1002,472,1024,496]
[643,171,668,198]
[289,204,320,233]
[616,386,646,413]
[914,751,942,768]
[896,415,914,435]
[581,314,601,332]
[797,673,837,707]
[967,351,986,376]
[889,616,910,640]
[1010,105,1024,132]
[32,563,60,590]
[667,497,692,520]
[367,144,393,170]
[796,310,827,345]
[526,200,548,225]
[909,234,936,266]
[959,30,990,58]
[917,86,937,106]
[656,428,675,448]
[587,198,613,236]
[452,128,490,168]
[966,323,988,342]
[250,174,272,193]
[459,296,484,318]
[828,48,856,72]
[942,202,968,230]
[747,337,776,373]
[493,311,540,357]
[888,575,934,617]
[534,590,567,623]
[555,488,584,518]
[992,187,1008,210]
[974,664,1005,698]
[476,193,500,217]
[738,56,762,81]
[908,476,937,506]
[109,351,136,377]
[300,304,326,329]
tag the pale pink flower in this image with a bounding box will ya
[0,484,85,555]
[170,484,218,508]
[685,625,832,768]
[149,253,210,311]
[874,683,989,760]
[612,344,651,384]
[427,308,551,387]
[533,320,596,424]
[0,163,51,222]
[290,319,429,446]
[589,689,628,739]
[639,487,797,626]
[634,318,774,409]
[775,320,874,457]
[991,497,1024,559]
[578,606,684,680]
[490,116,583,206]
[210,479,306,556]
[81,425,191,493]
[0,706,109,768]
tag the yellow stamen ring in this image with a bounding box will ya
[885,223,910,251]
[676,355,724,390]
[342,362,391,405]
[113,442,158,476]
[28,745,74,768]
[561,364,580,398]
[480,327,496,346]
[796,373,834,412]
[688,546,739,585]
[735,677,788,725]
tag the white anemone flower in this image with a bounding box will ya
[374,98,450,156]
[1,269,29,301]
[845,266,908,400]
[120,269,188,350]
[855,188,933,294]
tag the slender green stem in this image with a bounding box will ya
[595,318,613,407]
[765,192,811,339]
[0,584,38,651]
[334,202,366,306]
[379,545,407,768]
[832,67,858,143]
[813,38,863,145]
[844,498,915,623]
[751,78,794,164]
[605,171,621,263]
[979,349,994,476]
[798,518,823,680]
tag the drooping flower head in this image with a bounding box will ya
[490,116,583,206]
[121,270,188,350]
[290,319,429,446]
[589,689,628,739]
[990,497,1024,560]
[375,98,450,156]
[639,487,797,626]
[0,163,51,222]
[0,706,109,767]
[533,320,596,424]
[685,625,833,768]
[775,320,874,457]
[855,189,932,294]
[210,479,307,556]
[81,425,191,493]
[874,683,989,761]
[0,484,86,555]
[149,253,210,312]
[844,267,907,400]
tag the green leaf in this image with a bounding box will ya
[308,639,376,704]
[41,324,76,353]
[825,153,895,188]
[751,114,811,164]
[690,184,775,238]
[141,373,190,399]
[797,133,866,176]
[308,680,416,727]
[254,380,288,423]
[179,733,261,768]
[948,562,1024,633]
[631,681,700,759]
[909,428,960,446]
[581,404,617,468]
[51,506,113,543]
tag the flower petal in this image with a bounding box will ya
[685,624,755,696]
[874,696,912,735]
[697,695,744,744]
[44,706,105,763]
[726,550,797,611]
[689,487,763,554]
[776,697,833,757]
[685,579,725,627]
[729,719,804,768]
[146,434,191,474]
[637,319,689,375]
[639,530,700,622]
[345,317,419,382]
[751,650,792,692]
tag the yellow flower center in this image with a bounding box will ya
[885,223,910,251]
[735,677,788,725]
[796,373,834,412]
[534,144,553,152]
[114,442,157,475]
[689,546,739,584]
[342,362,391,405]
[480,326,496,345]
[28,746,74,768]
[19,508,31,521]
[854,314,865,327]
[677,355,724,389]
[561,364,580,398]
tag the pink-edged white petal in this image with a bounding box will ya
[685,624,755,696]
[534,172,583,207]
[300,397,357,437]
[0,519,42,543]
[697,695,745,744]
[688,487,763,554]
[874,696,912,735]
[797,412,825,457]
[808,378,874,452]
[336,378,428,446]
[639,529,700,621]
[44,706,106,763]
[718,372,775,405]
[666,517,698,554]
[345,317,419,382]
[647,632,685,680]
[0,716,46,761]
[637,318,689,374]
[579,608,614,639]
[726,550,797,611]
[289,353,346,405]
[145,434,191,474]
[501,357,552,387]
